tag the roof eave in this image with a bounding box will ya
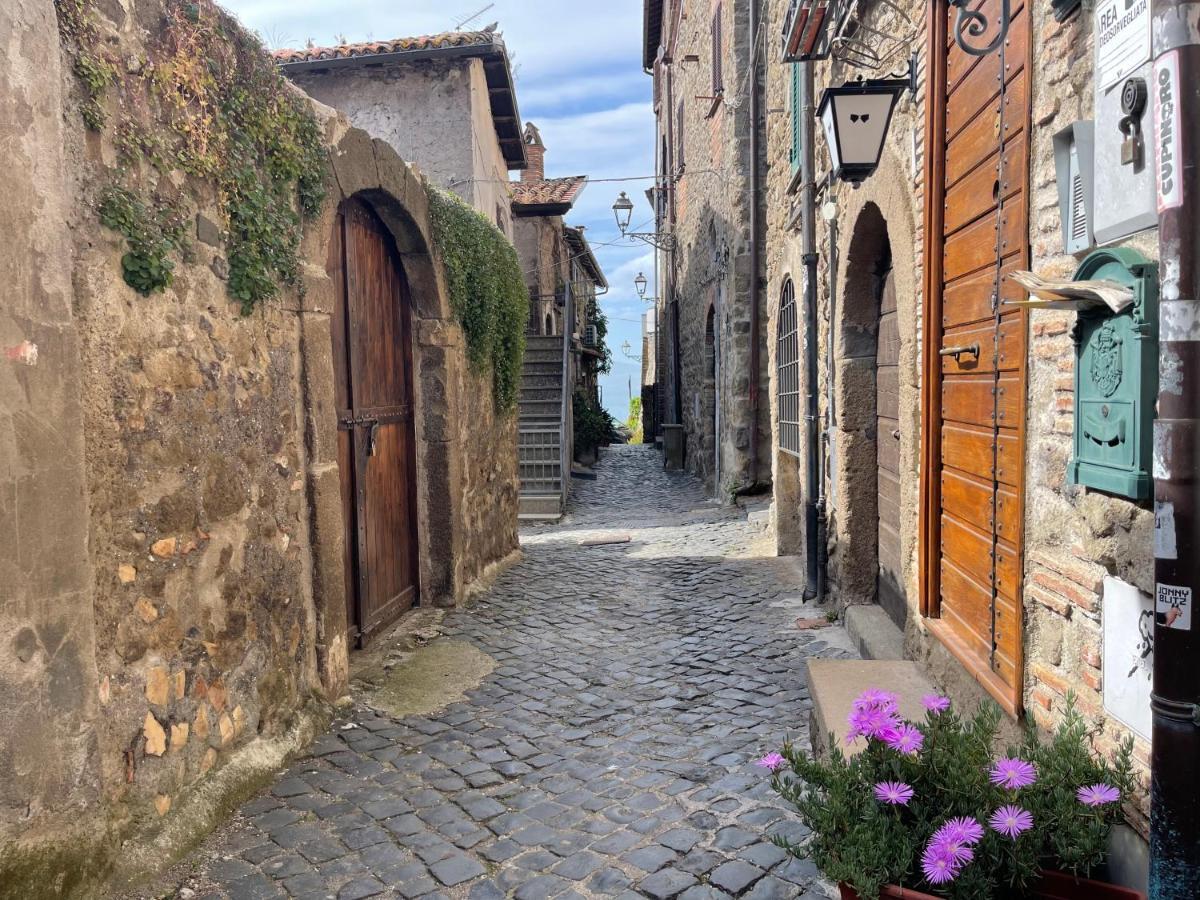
[643,0,664,71]
[511,202,574,218]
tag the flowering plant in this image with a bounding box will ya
[763,691,1135,899]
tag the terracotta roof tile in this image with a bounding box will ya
[272,30,494,64]
[510,176,588,212]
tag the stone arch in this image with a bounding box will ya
[299,122,466,695]
[829,149,920,628]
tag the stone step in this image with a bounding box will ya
[805,658,934,759]
[522,359,563,374]
[520,373,563,389]
[520,390,562,404]
[523,349,563,364]
[519,492,563,520]
[518,400,561,419]
[844,605,905,661]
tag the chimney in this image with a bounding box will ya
[521,122,545,182]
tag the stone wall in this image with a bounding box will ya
[762,0,1152,833]
[514,216,568,335]
[0,2,519,894]
[653,0,770,494]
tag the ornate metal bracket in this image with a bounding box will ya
[622,231,677,252]
[948,0,1010,57]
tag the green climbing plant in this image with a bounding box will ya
[426,187,527,413]
[55,0,327,308]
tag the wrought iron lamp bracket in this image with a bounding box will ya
[622,231,677,252]
[949,0,1010,57]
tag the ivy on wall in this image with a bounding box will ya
[56,0,326,310]
[426,187,527,413]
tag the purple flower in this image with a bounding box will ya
[873,781,914,806]
[921,843,959,885]
[1077,783,1121,807]
[989,805,1034,838]
[755,752,785,772]
[883,723,925,755]
[922,694,951,714]
[854,688,899,712]
[990,757,1038,789]
[845,704,902,743]
[935,816,985,848]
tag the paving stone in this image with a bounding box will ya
[551,850,605,880]
[742,876,795,900]
[709,860,766,895]
[714,827,758,851]
[513,873,570,900]
[623,845,677,873]
[588,867,632,895]
[639,867,699,899]
[429,854,486,886]
[740,842,788,871]
[658,827,702,853]
[337,876,386,899]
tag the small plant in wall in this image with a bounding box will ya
[760,690,1142,900]
[55,0,327,309]
[426,186,527,412]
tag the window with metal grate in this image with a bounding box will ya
[777,277,802,457]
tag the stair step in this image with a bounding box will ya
[518,401,561,418]
[519,492,563,520]
[523,349,563,363]
[520,388,562,402]
[521,373,563,389]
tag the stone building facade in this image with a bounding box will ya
[1,1,519,894]
[275,31,528,240]
[643,0,771,495]
[760,0,1157,853]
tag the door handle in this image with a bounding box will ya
[366,420,380,457]
[939,343,980,361]
[891,429,901,440]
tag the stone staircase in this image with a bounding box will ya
[518,334,568,521]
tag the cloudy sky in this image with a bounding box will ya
[222,0,656,421]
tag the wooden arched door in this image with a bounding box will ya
[329,198,420,647]
[876,265,904,629]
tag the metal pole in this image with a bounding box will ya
[1150,2,1200,896]
[747,0,763,488]
[799,60,820,601]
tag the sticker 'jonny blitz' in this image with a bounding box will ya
[1156,583,1192,631]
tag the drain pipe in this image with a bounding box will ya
[1149,2,1200,895]
[747,0,763,487]
[799,60,821,601]
[817,203,838,603]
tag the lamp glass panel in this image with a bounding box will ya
[820,101,840,170]
[833,92,896,165]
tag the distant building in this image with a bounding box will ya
[275,31,527,236]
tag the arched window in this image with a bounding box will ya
[777,277,801,457]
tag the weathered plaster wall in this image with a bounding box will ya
[290,58,514,241]
[514,216,568,336]
[655,0,770,495]
[762,0,1152,832]
[0,0,106,889]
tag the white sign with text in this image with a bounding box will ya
[1096,0,1151,93]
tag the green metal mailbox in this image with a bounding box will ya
[1067,248,1158,500]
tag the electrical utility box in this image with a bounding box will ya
[1067,248,1158,500]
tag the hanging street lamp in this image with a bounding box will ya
[817,77,907,184]
[612,192,676,251]
[948,0,1010,57]
[634,271,648,298]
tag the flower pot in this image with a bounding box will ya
[837,870,1145,900]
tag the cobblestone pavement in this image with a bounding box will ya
[164,446,855,900]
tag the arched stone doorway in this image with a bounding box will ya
[835,203,906,630]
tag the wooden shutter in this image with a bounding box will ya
[920,0,1032,716]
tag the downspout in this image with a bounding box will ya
[799,61,822,601]
[819,206,838,603]
[747,0,763,487]
[1149,1,1200,895]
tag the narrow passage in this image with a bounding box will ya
[157,446,854,900]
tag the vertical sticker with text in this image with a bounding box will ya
[1153,49,1183,213]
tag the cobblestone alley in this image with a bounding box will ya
[151,446,855,900]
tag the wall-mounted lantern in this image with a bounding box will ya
[634,272,648,298]
[817,69,912,184]
[612,192,677,251]
[948,0,1011,57]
